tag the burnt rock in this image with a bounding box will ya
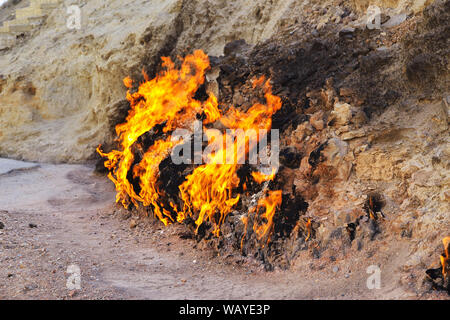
[308,142,327,168]
[426,267,450,294]
[279,147,302,169]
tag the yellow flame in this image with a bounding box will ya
[305,218,312,242]
[252,167,277,184]
[98,50,283,241]
[442,236,450,276]
[252,190,282,244]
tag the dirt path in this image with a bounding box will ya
[0,159,429,299]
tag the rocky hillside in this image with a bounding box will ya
[0,0,440,163]
[0,0,448,296]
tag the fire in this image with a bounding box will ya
[98,50,283,242]
[252,190,283,245]
[441,236,450,276]
[305,218,312,241]
[251,167,277,184]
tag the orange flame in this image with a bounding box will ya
[441,236,450,276]
[252,190,282,245]
[251,167,277,184]
[98,50,283,241]
[305,218,312,241]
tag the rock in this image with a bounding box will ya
[411,169,441,187]
[293,122,314,143]
[329,102,352,127]
[355,151,397,181]
[335,125,350,135]
[400,160,422,178]
[23,284,38,292]
[340,128,366,141]
[440,190,450,202]
[68,290,78,298]
[317,17,330,30]
[351,110,368,126]
[0,222,4,229]
[28,223,37,228]
[310,111,325,131]
[1,0,327,163]
[322,138,352,181]
[129,219,137,229]
[280,147,302,169]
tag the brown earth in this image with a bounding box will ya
[0,161,447,299]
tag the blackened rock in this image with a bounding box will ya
[280,147,302,169]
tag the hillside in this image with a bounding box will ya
[0,0,448,299]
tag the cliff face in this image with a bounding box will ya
[0,0,437,163]
[0,0,299,162]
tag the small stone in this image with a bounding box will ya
[440,190,450,202]
[68,290,78,297]
[129,219,137,229]
[333,266,339,273]
[340,129,366,141]
[310,111,325,131]
[0,222,4,229]
[29,223,37,228]
[23,284,37,292]
[329,102,352,127]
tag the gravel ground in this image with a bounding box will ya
[0,160,447,299]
